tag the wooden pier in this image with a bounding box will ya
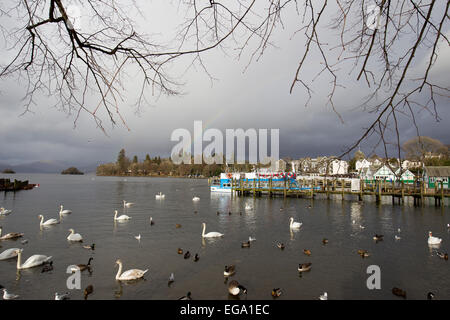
[228,178,449,207]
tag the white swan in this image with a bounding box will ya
[59,205,72,215]
[38,214,59,226]
[319,292,328,300]
[2,289,19,300]
[114,210,131,221]
[201,222,224,238]
[289,217,302,229]
[245,204,252,210]
[155,192,165,199]
[0,227,24,240]
[0,207,12,215]
[193,196,200,202]
[67,229,83,242]
[123,200,134,208]
[0,248,20,260]
[428,231,442,245]
[15,249,52,269]
[115,259,148,281]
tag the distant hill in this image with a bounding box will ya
[0,160,100,174]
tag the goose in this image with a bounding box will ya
[289,217,302,229]
[168,273,175,285]
[249,236,256,242]
[192,197,200,202]
[298,263,312,272]
[55,292,70,300]
[201,223,224,238]
[303,249,311,256]
[228,280,247,296]
[38,214,59,226]
[178,292,192,300]
[113,210,131,221]
[41,261,53,273]
[123,200,134,208]
[241,241,251,248]
[2,289,19,300]
[428,231,442,245]
[184,251,191,259]
[70,257,93,272]
[373,234,384,241]
[395,235,401,240]
[15,249,52,269]
[0,248,20,260]
[277,242,285,250]
[115,259,148,281]
[271,288,282,297]
[67,229,83,242]
[392,287,406,298]
[0,227,24,240]
[224,265,235,277]
[0,208,12,215]
[427,292,435,300]
[155,192,165,199]
[150,217,155,225]
[322,238,329,244]
[194,253,199,262]
[59,205,72,215]
[319,292,328,300]
[357,249,370,258]
[135,234,141,241]
[437,252,448,260]
[84,285,93,300]
[83,243,95,250]
[177,248,183,254]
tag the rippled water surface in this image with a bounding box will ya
[0,174,449,300]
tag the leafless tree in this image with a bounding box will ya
[0,0,448,156]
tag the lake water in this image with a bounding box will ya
[0,174,449,300]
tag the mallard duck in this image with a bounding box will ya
[277,242,285,250]
[298,263,312,272]
[427,292,435,300]
[271,288,282,297]
[322,238,328,244]
[228,280,247,296]
[392,287,406,298]
[437,252,448,260]
[177,248,183,254]
[41,261,53,273]
[194,253,199,262]
[176,224,182,228]
[303,249,311,256]
[373,234,384,241]
[241,241,251,248]
[357,249,370,258]
[178,292,192,300]
[84,285,93,300]
[184,251,191,259]
[224,265,235,277]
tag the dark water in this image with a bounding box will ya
[0,174,449,300]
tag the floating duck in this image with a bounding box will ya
[395,235,401,240]
[83,243,95,250]
[392,287,406,298]
[177,248,183,254]
[271,288,282,297]
[241,241,251,248]
[322,238,329,244]
[298,263,312,272]
[2,289,19,300]
[224,265,235,277]
[319,292,328,300]
[150,217,155,225]
[303,249,311,256]
[178,292,192,300]
[41,261,53,273]
[84,285,94,300]
[357,249,370,258]
[194,253,199,262]
[184,251,191,259]
[134,234,141,241]
[228,280,247,296]
[373,234,384,241]
[176,224,182,228]
[277,242,285,250]
[168,273,175,285]
[427,292,435,300]
[437,252,448,260]
[55,292,70,300]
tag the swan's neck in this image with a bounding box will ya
[70,230,74,235]
[202,224,206,237]
[289,219,293,227]
[114,211,117,219]
[116,262,122,280]
[16,251,22,269]
[0,227,2,237]
[40,216,44,225]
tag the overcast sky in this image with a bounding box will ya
[0,1,449,166]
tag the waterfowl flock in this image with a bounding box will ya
[0,191,448,300]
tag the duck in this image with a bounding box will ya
[168,273,175,285]
[271,288,282,297]
[184,251,191,259]
[224,265,236,277]
[176,224,182,228]
[38,214,59,226]
[0,208,12,215]
[15,249,52,269]
[83,243,95,250]
[41,261,53,273]
[2,289,19,300]
[123,200,134,208]
[84,285,93,300]
[70,257,93,272]
[249,236,256,242]
[178,292,192,300]
[427,292,435,300]
[55,292,70,300]
[192,197,200,202]
[67,229,83,242]
[395,235,401,240]
[303,249,311,256]
[277,242,285,250]
[155,192,165,199]
[194,253,199,262]
[357,249,370,258]
[392,287,406,298]
[115,259,148,281]
[114,210,131,221]
[135,234,141,241]
[0,247,20,260]
[428,231,442,245]
[201,222,224,238]
[21,239,28,245]
[437,252,448,260]
[298,263,312,272]
[241,241,251,248]
[319,292,328,300]
[150,217,155,225]
[177,248,183,254]
[322,238,329,244]
[289,217,302,229]
[59,205,72,215]
[373,234,384,241]
[228,280,247,296]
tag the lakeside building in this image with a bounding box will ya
[424,166,450,189]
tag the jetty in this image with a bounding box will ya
[0,178,37,192]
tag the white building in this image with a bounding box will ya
[330,159,349,175]
[356,159,371,171]
[373,165,396,181]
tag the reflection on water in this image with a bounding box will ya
[0,173,448,300]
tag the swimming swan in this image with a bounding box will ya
[38,214,59,226]
[155,192,165,199]
[201,223,224,238]
[0,227,24,240]
[289,217,302,229]
[114,210,131,221]
[59,205,72,215]
[428,231,442,245]
[67,229,83,242]
[115,259,148,281]
[123,200,134,208]
[0,248,20,260]
[193,197,200,201]
[14,249,52,269]
[0,208,12,215]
